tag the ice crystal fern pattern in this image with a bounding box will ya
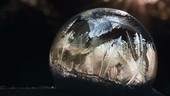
[50,8,157,87]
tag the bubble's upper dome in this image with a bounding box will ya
[49,8,157,88]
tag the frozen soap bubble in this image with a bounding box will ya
[49,8,157,90]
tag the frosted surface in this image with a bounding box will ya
[49,8,157,87]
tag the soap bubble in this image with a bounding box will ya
[49,8,157,89]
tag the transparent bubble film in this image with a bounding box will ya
[50,8,157,87]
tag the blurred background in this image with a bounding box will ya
[0,0,170,95]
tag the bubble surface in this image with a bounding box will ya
[49,8,157,88]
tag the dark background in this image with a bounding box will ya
[0,0,170,95]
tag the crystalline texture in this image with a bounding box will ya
[49,8,157,88]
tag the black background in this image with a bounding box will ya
[0,0,170,96]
